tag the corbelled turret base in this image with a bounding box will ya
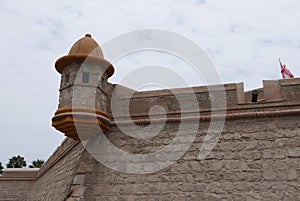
[52,108,110,141]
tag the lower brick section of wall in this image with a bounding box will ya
[26,141,84,201]
[1,116,299,200]
[0,180,35,201]
[82,116,300,200]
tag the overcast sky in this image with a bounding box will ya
[0,0,300,166]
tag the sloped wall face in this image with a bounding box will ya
[82,116,300,200]
[27,141,84,200]
[0,180,35,201]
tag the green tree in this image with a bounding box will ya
[29,159,44,168]
[6,155,26,168]
[0,162,3,174]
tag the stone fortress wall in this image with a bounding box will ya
[0,78,300,200]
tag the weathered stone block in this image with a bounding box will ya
[288,148,300,158]
[72,174,85,185]
[262,169,277,180]
[78,164,94,173]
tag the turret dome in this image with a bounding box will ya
[68,34,104,58]
[55,34,114,77]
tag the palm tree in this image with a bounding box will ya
[0,162,3,174]
[29,159,44,168]
[6,155,26,168]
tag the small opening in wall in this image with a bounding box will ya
[82,72,89,83]
[251,90,258,102]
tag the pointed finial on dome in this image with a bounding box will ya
[85,33,92,37]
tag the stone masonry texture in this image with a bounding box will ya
[1,115,299,200]
[1,78,300,200]
[26,140,84,200]
[0,180,35,201]
[82,116,300,201]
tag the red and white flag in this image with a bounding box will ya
[279,59,294,79]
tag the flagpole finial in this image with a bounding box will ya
[279,59,294,79]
